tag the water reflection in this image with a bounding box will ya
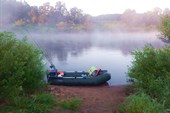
[28,32,167,85]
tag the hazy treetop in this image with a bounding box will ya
[23,0,170,16]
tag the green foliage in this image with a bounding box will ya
[119,93,166,113]
[0,93,57,113]
[0,31,81,113]
[128,46,170,108]
[0,32,45,101]
[59,97,81,111]
[160,14,170,40]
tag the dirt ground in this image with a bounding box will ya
[47,84,127,113]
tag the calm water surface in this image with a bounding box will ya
[29,32,167,86]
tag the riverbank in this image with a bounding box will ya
[47,84,128,113]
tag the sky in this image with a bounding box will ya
[22,0,170,16]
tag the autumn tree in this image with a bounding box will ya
[28,6,39,24]
[143,7,162,27]
[120,8,162,30]
[163,8,170,15]
[53,1,68,23]
[38,2,51,24]
[121,9,138,26]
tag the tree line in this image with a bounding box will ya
[0,0,91,30]
[93,8,170,32]
[1,0,170,32]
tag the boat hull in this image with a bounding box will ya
[47,70,111,86]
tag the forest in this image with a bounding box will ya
[1,0,170,32]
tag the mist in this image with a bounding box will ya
[21,32,165,59]
[1,0,170,32]
[13,31,166,85]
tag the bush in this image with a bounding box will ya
[128,46,170,108]
[160,14,170,40]
[119,93,166,113]
[0,31,82,113]
[0,32,45,101]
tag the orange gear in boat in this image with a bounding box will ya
[57,71,64,75]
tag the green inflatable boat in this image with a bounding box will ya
[47,66,111,86]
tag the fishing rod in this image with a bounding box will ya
[21,28,54,67]
[33,39,53,64]
[146,43,154,48]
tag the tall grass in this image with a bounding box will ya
[119,93,166,113]
[0,93,57,113]
[59,97,81,111]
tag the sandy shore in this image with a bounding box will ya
[48,84,127,113]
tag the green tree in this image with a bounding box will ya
[0,32,45,102]
[160,14,170,40]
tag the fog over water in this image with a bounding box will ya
[0,0,169,86]
[13,31,169,85]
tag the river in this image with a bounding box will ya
[22,32,167,85]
